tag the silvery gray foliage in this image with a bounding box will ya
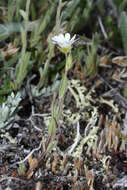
[113,176,127,188]
[0,92,21,129]
[31,80,60,97]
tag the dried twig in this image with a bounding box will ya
[68,122,80,154]
[15,141,42,165]
[98,16,108,39]
[98,74,127,109]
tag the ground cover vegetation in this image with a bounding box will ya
[0,0,127,189]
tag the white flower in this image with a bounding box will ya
[52,33,76,53]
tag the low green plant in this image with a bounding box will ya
[48,33,75,139]
[15,0,31,89]
[38,0,64,89]
[30,1,57,48]
[0,92,21,129]
[84,33,99,78]
[123,87,127,98]
[120,11,127,55]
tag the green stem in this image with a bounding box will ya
[48,52,72,138]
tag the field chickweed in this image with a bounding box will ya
[52,33,76,54]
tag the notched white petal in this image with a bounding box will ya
[58,34,65,42]
[70,34,76,43]
[52,36,59,43]
[52,33,76,50]
[65,33,70,41]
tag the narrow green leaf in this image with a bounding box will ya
[120,12,127,55]
[48,117,56,137]
[59,74,68,98]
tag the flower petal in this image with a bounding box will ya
[65,33,70,42]
[52,34,64,44]
[52,33,76,50]
[52,36,59,43]
[70,34,76,43]
[58,34,65,43]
